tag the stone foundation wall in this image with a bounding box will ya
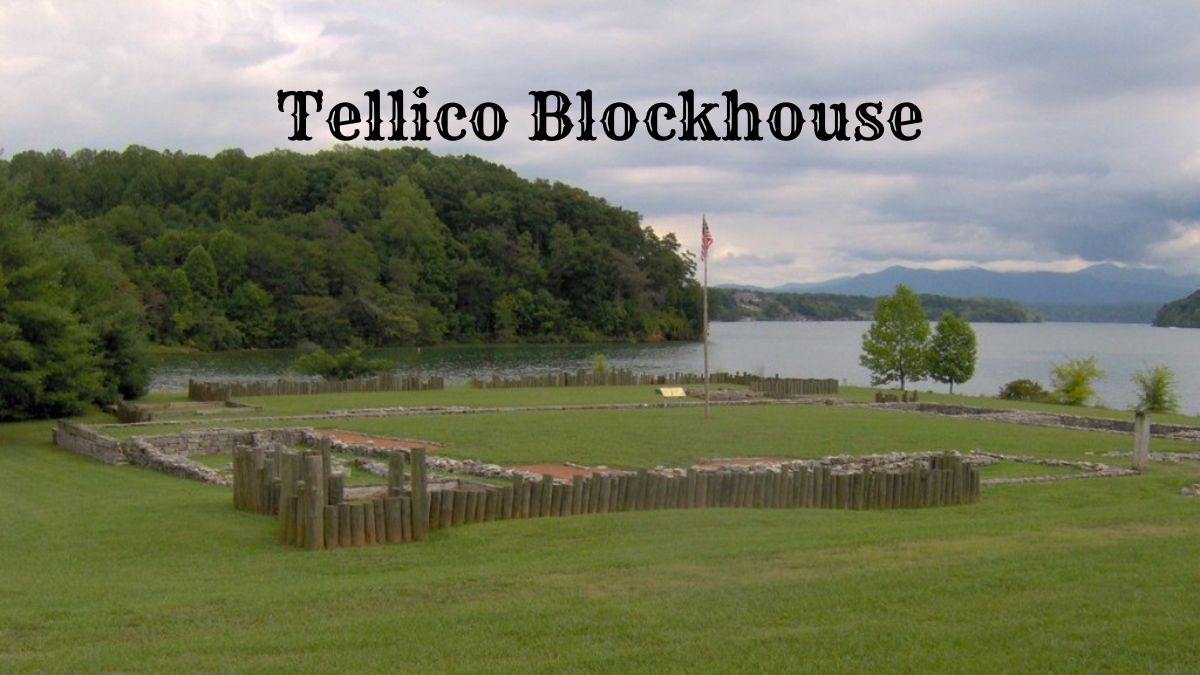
[52,421,126,464]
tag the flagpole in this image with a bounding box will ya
[703,221,710,420]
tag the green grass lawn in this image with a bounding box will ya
[2,413,1199,672]
[124,382,1200,427]
[5,389,1200,672]
[104,401,1198,469]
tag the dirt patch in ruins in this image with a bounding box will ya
[317,429,443,451]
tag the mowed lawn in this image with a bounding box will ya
[105,389,1199,469]
[3,395,1200,672]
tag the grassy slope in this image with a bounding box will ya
[5,389,1200,672]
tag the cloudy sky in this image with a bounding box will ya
[3,0,1199,285]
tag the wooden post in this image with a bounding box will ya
[474,489,487,522]
[351,503,367,546]
[338,504,352,547]
[501,485,514,520]
[1133,411,1151,472]
[324,505,339,549]
[363,499,377,544]
[374,499,387,542]
[598,475,612,514]
[442,490,457,529]
[276,452,295,543]
[400,497,413,541]
[463,491,478,525]
[540,474,554,517]
[573,475,588,511]
[303,454,325,550]
[410,448,429,541]
[250,447,265,512]
[320,438,332,487]
[385,497,403,543]
[388,452,406,496]
[326,472,344,506]
[512,475,526,518]
[428,490,442,532]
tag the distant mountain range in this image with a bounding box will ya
[721,264,1200,323]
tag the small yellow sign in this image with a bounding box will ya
[657,387,687,398]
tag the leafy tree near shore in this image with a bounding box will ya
[294,348,394,381]
[1050,356,1105,406]
[927,312,977,394]
[1132,364,1179,414]
[859,284,930,391]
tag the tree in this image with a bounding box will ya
[0,218,104,419]
[1132,364,1179,413]
[860,284,930,391]
[927,312,977,394]
[294,347,393,380]
[226,281,275,347]
[183,245,219,301]
[1050,356,1105,406]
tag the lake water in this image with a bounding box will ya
[152,322,1200,413]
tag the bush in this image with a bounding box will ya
[1050,356,1106,406]
[1132,364,1179,413]
[294,348,393,381]
[591,353,608,374]
[998,379,1052,402]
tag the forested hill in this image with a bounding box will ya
[4,146,702,351]
[1153,290,1200,328]
[711,288,1041,323]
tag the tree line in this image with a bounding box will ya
[0,145,703,418]
[711,287,1039,323]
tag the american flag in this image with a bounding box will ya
[701,215,713,261]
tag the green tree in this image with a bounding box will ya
[1132,364,1179,413]
[226,281,275,347]
[859,284,930,391]
[295,347,393,380]
[183,245,219,301]
[927,312,977,394]
[0,219,104,419]
[44,229,152,399]
[1050,356,1106,406]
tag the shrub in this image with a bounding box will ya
[294,348,393,381]
[1132,364,1180,413]
[998,379,1051,402]
[1050,356,1106,406]
[591,353,608,374]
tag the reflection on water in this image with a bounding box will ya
[152,322,1200,413]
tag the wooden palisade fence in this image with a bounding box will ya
[750,377,840,397]
[190,373,444,401]
[234,447,977,550]
[470,370,838,395]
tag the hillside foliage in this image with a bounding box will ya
[2,146,703,353]
[1152,290,1200,328]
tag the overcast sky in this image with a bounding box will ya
[2,1,1198,285]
